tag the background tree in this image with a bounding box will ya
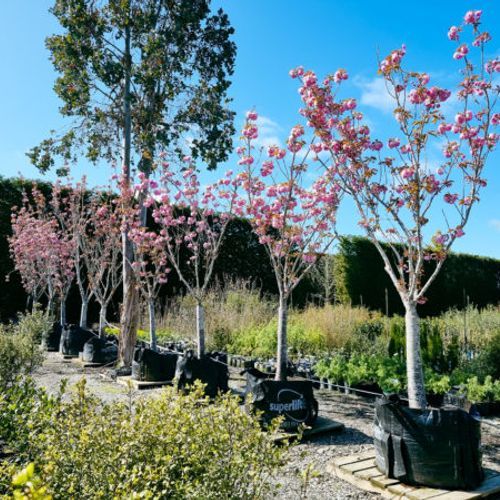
[50,179,95,328]
[29,0,236,366]
[149,159,242,357]
[128,178,171,351]
[9,187,75,326]
[80,192,122,337]
[295,10,498,407]
[238,112,340,381]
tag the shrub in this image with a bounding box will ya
[463,376,500,403]
[1,379,286,499]
[0,310,49,389]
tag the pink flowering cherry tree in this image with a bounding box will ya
[10,186,75,325]
[127,182,171,351]
[50,179,95,329]
[238,112,341,381]
[10,197,54,309]
[148,159,243,357]
[80,192,122,337]
[293,10,498,408]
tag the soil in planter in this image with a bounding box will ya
[43,322,62,351]
[242,367,319,431]
[82,337,118,364]
[60,325,96,357]
[373,394,483,490]
[175,350,229,398]
[131,346,178,382]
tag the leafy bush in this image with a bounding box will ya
[1,379,286,499]
[0,310,49,389]
[462,376,500,403]
[424,369,451,395]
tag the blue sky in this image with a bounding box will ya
[0,0,499,257]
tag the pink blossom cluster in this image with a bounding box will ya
[287,9,498,300]
[236,112,340,296]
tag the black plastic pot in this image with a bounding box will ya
[175,350,229,398]
[43,322,62,351]
[82,337,118,364]
[373,395,483,490]
[131,346,178,382]
[242,367,319,431]
[60,325,96,357]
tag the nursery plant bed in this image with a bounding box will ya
[116,375,173,390]
[327,451,500,499]
[272,415,344,443]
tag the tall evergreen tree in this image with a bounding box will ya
[29,0,236,365]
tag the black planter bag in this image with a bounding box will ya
[373,395,483,490]
[60,325,95,356]
[175,350,229,398]
[43,322,62,351]
[82,337,118,364]
[243,368,319,431]
[131,346,178,382]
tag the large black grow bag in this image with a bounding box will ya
[43,322,62,351]
[131,346,178,382]
[373,395,483,490]
[82,337,118,364]
[243,367,319,431]
[175,350,229,398]
[60,325,95,356]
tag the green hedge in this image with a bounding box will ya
[334,236,500,316]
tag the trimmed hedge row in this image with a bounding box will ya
[334,236,500,316]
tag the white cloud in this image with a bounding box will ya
[489,219,500,232]
[254,115,282,149]
[356,77,396,114]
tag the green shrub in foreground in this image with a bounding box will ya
[1,379,286,499]
[0,310,48,390]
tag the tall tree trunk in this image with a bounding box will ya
[405,301,427,409]
[60,298,67,326]
[275,293,288,381]
[119,24,138,367]
[148,298,157,351]
[98,303,108,338]
[196,302,206,358]
[80,296,89,329]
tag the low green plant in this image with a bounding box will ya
[424,369,451,395]
[1,378,286,499]
[463,375,500,403]
[11,463,52,500]
[0,310,49,389]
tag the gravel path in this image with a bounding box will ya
[36,353,500,499]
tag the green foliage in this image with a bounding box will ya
[32,0,237,172]
[462,376,500,403]
[424,369,451,395]
[374,355,406,393]
[0,310,49,389]
[1,379,285,499]
[11,463,52,500]
[334,236,500,316]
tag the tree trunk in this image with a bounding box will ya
[60,299,67,326]
[405,301,427,409]
[99,303,108,338]
[80,296,89,329]
[148,298,157,351]
[196,302,206,358]
[275,293,288,381]
[118,23,138,367]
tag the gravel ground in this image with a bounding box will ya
[36,353,500,499]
